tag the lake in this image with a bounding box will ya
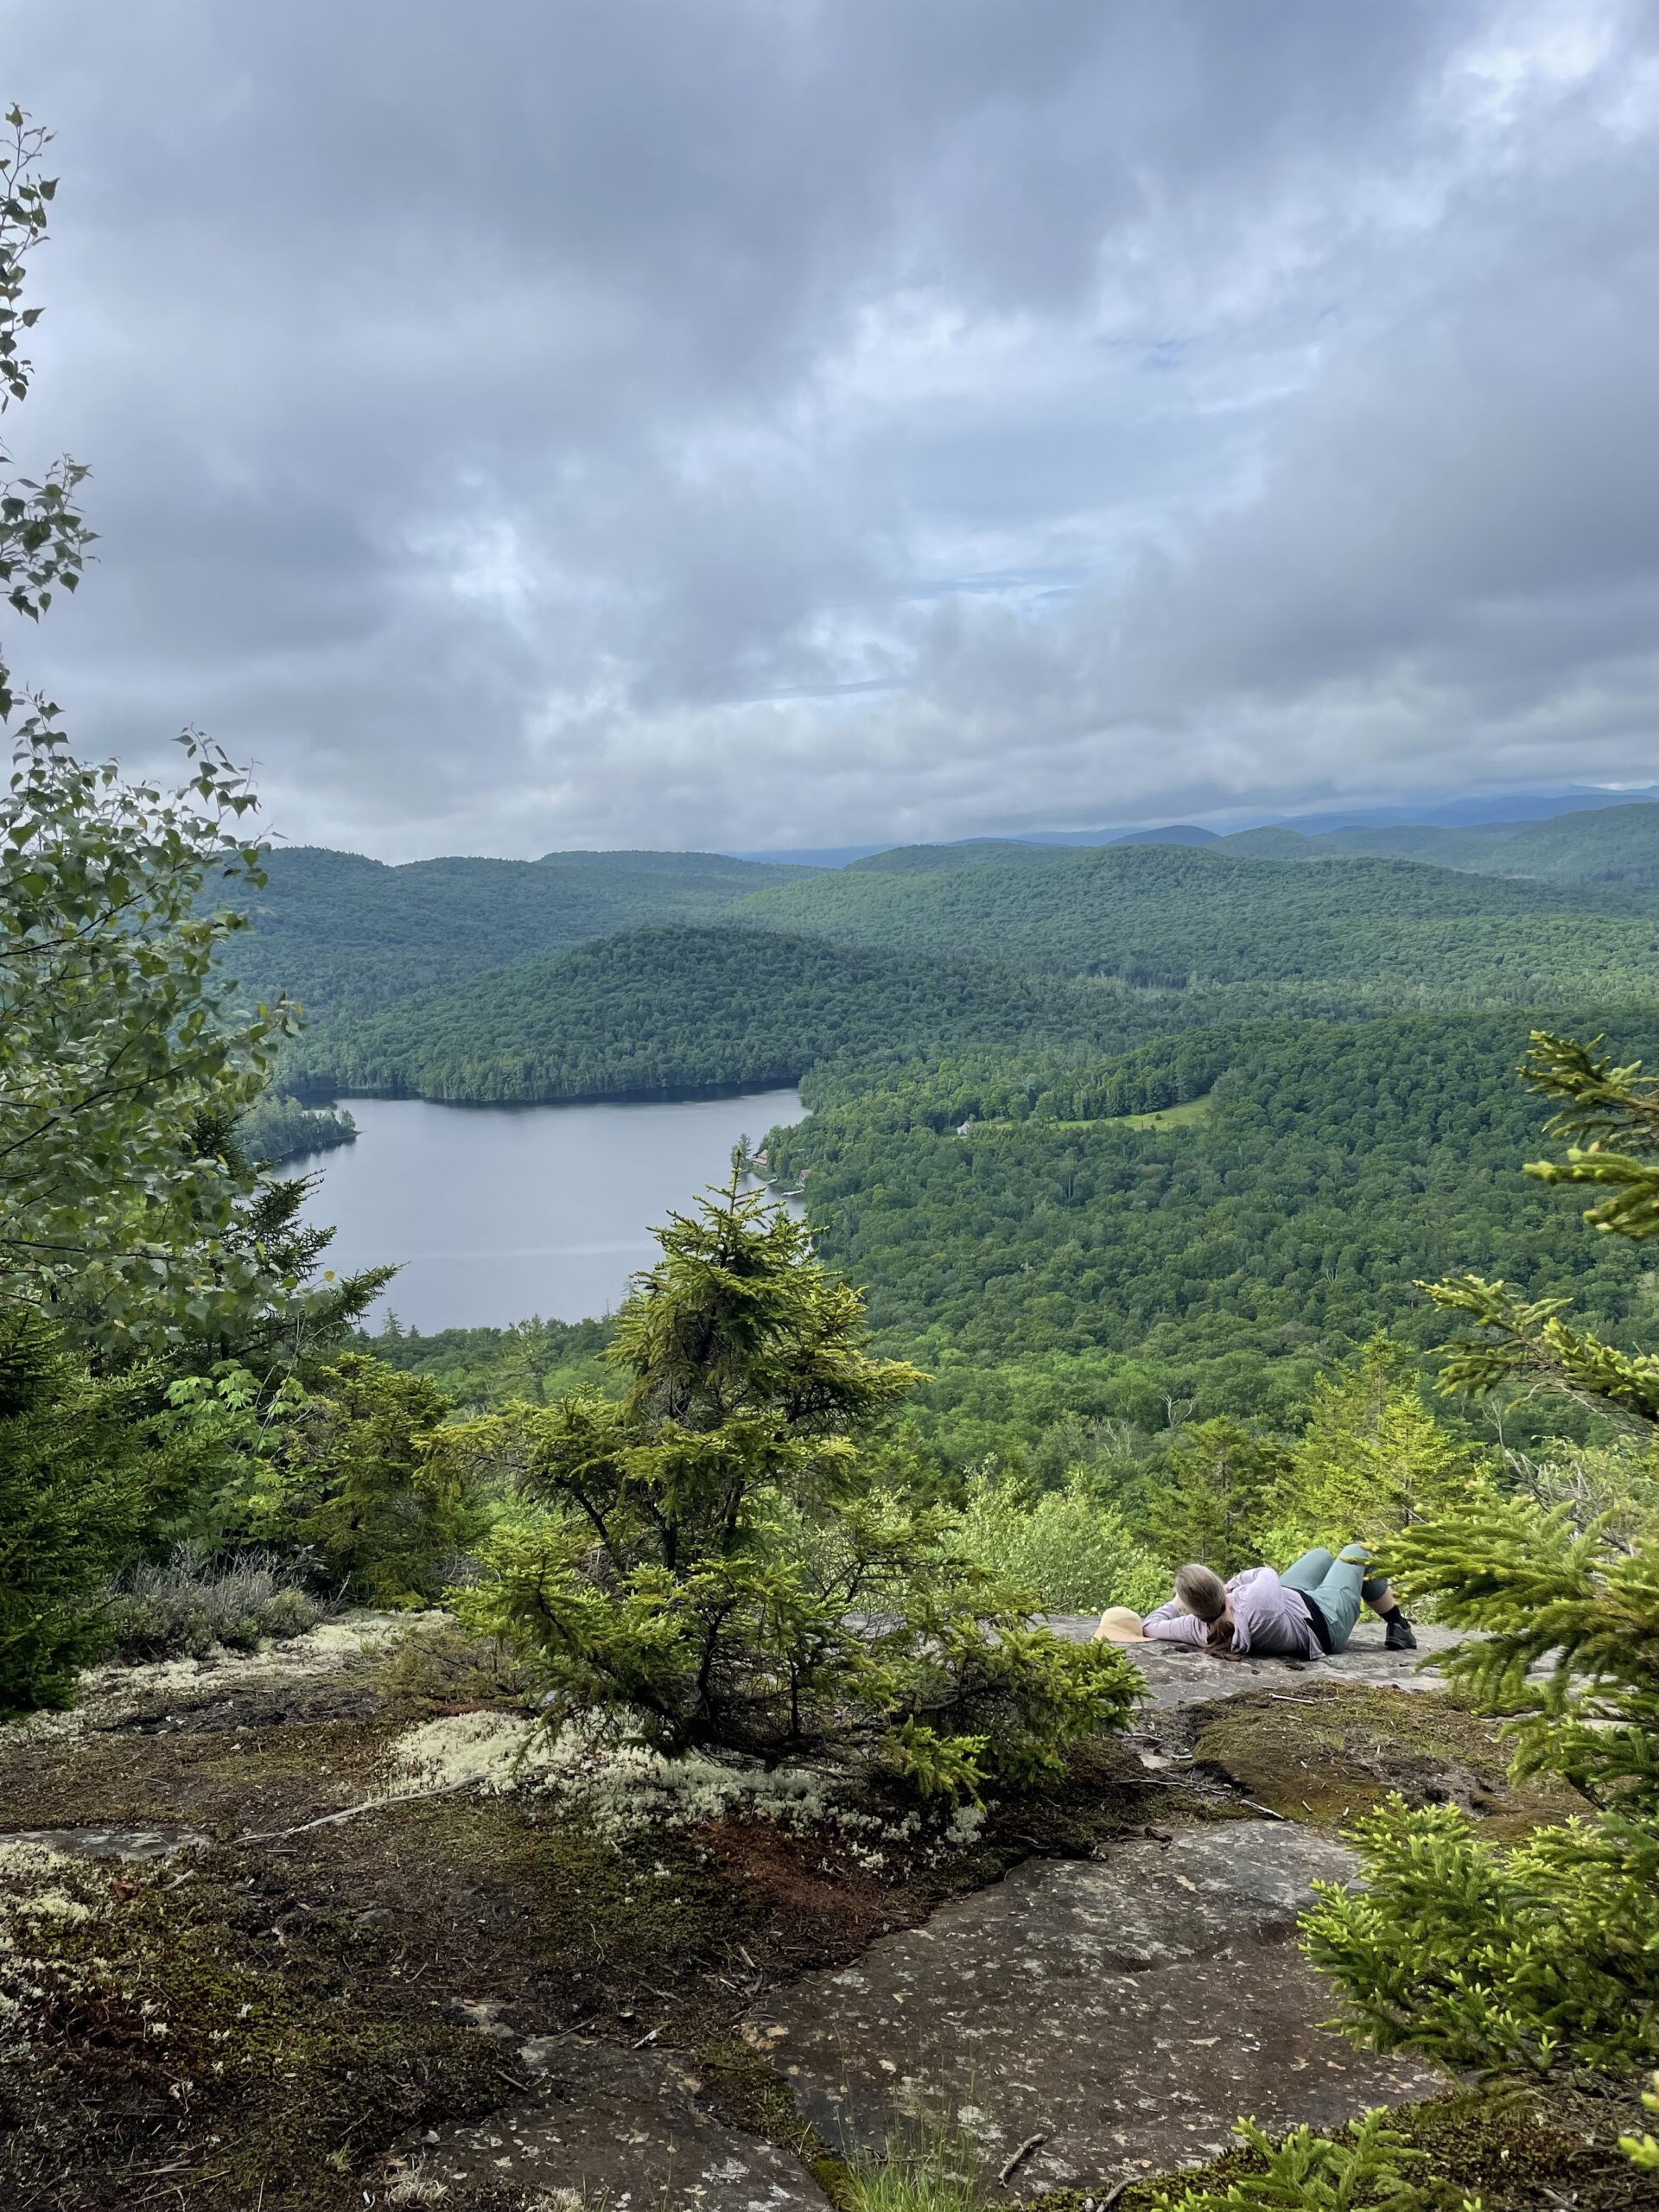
[291,1087,804,1332]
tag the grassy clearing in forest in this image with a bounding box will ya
[1071,1093,1214,1133]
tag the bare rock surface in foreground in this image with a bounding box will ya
[393,2031,832,2210]
[0,1824,207,1861]
[1044,1614,1465,1707]
[746,1823,1444,2198]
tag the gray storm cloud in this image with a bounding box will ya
[4,0,1656,855]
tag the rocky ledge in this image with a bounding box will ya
[0,1616,1630,2212]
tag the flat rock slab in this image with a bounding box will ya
[394,2031,831,2209]
[747,1825,1443,2197]
[1043,1616,1462,1709]
[0,1824,208,1862]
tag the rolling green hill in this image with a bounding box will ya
[257,837,1659,1111]
[223,825,1659,1033]
[218,844,821,1015]
[739,842,1659,997]
[283,925,1157,1103]
[1220,801,1659,885]
[760,1010,1659,1383]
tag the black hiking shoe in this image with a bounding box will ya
[1384,1613,1418,1652]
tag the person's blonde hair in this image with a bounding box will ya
[1175,1562,1228,1622]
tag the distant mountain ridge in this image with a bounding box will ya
[219,843,816,1016]
[1217,801,1659,884]
[738,841,1659,992]
[730,786,1659,865]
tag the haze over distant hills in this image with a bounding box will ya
[225,792,1659,1115]
[731,787,1659,868]
[1217,804,1659,886]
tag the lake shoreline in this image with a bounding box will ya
[289,1074,810,1114]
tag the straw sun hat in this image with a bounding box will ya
[1094,1605,1147,1643]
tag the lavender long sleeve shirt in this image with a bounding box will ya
[1143,1566,1320,1659]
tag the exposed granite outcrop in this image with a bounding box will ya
[746,1824,1446,2198]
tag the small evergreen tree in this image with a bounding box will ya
[450,1181,1140,1793]
[265,1354,481,1606]
[183,1103,393,1372]
[1154,2108,1464,2212]
[1146,1415,1287,1573]
[1269,1338,1486,1553]
[1304,1489,1659,2073]
[1305,1030,1659,2079]
[0,1313,208,1708]
[1423,1031,1659,1423]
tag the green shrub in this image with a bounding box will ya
[247,1354,484,1605]
[1304,1491,1659,2075]
[1154,2108,1465,2212]
[450,1182,1141,1790]
[956,1471,1166,1612]
[1306,1796,1659,2077]
[0,1315,197,1711]
[100,1545,322,1662]
[257,1586,323,1639]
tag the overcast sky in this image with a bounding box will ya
[5,1,1658,858]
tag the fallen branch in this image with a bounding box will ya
[239,1777,476,1845]
[1131,1770,1287,1821]
[999,2133,1047,2187]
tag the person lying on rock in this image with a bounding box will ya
[1131,1548,1417,1657]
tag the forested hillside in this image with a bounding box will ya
[283,924,1151,1101]
[1221,800,1659,885]
[741,842,1659,994]
[251,832,1659,1168]
[217,842,817,1015]
[761,1012,1659,1389]
[225,824,1659,1427]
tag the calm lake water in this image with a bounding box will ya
[291,1087,804,1332]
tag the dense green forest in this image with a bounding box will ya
[282,924,1170,1101]
[248,838,1659,1111]
[740,843,1659,992]
[762,1011,1659,1370]
[1222,799,1659,883]
[250,822,1659,1445]
[363,1004,1659,1459]
[216,842,814,1016]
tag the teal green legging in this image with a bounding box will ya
[1280,1545,1391,1652]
